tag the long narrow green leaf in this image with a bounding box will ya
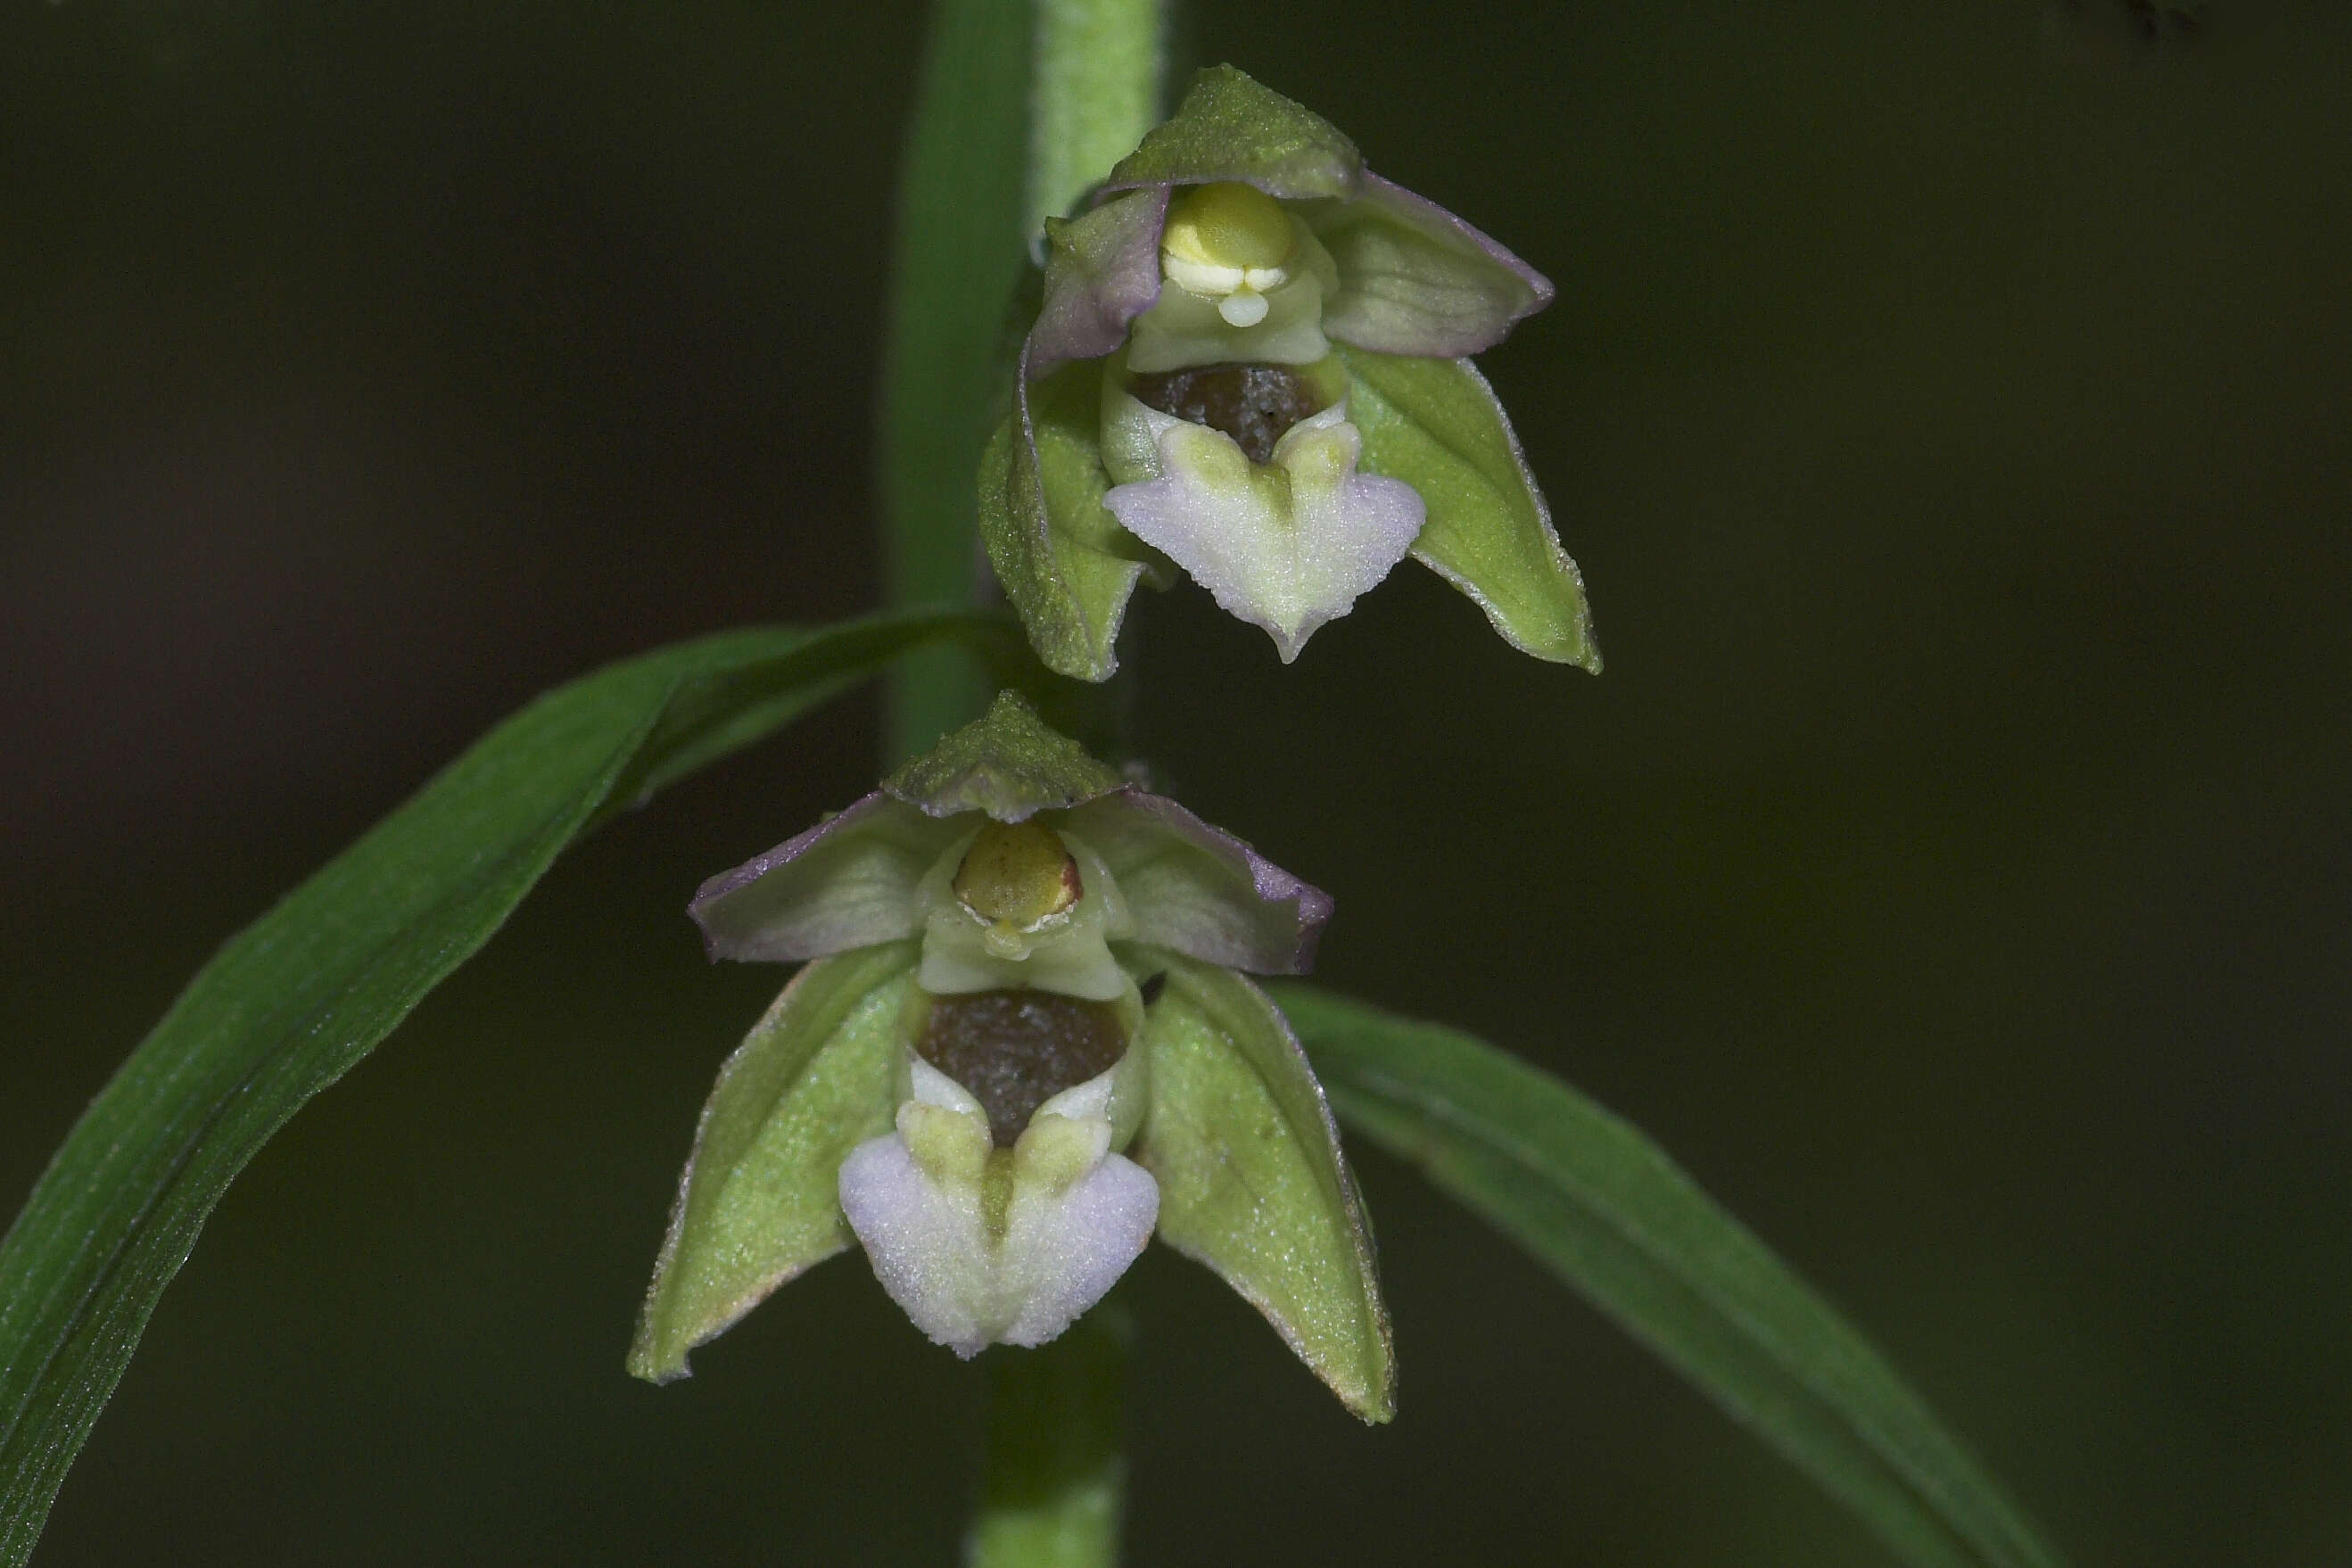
[878,0,1035,762]
[1271,984,2064,1568]
[0,608,1014,1566]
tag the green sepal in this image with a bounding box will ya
[978,359,1160,682]
[629,943,917,1382]
[1106,64,1360,201]
[1129,949,1395,1422]
[884,689,1125,821]
[1337,344,1602,672]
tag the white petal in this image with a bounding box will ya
[999,1151,1159,1347]
[838,1131,996,1357]
[1103,404,1425,661]
[839,1079,1159,1357]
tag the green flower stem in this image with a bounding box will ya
[880,0,1163,764]
[879,0,1033,764]
[884,4,1159,1547]
[962,12,1159,1557]
[964,3,1157,1542]
[966,1307,1134,1568]
[1027,0,1163,235]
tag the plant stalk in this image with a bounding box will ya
[965,1307,1134,1568]
[879,0,1163,764]
[879,0,1034,763]
[1026,0,1163,235]
[882,2,1160,1556]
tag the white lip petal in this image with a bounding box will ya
[838,1095,1159,1358]
[999,1151,1159,1347]
[1102,404,1425,662]
[838,1130,995,1356]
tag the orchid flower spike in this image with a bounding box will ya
[631,694,1394,1420]
[981,64,1599,679]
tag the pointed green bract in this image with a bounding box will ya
[885,689,1126,821]
[630,945,916,1382]
[1336,345,1601,672]
[1106,64,1359,200]
[1132,952,1394,1422]
[0,610,1017,1568]
[1274,984,2066,1568]
[978,361,1158,682]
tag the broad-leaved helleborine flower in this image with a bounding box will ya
[631,694,1394,1419]
[980,64,1599,681]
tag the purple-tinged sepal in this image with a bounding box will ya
[1060,789,1333,975]
[688,793,957,964]
[1028,191,1171,381]
[1310,172,1553,359]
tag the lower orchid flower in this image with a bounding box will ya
[630,693,1394,1419]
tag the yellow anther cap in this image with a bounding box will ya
[1162,181,1295,272]
[953,820,1084,934]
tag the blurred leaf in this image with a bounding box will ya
[1272,984,2063,1568]
[630,943,917,1383]
[878,0,1035,759]
[1138,955,1393,1422]
[0,609,1016,1568]
[1336,345,1601,672]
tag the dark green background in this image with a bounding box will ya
[5,1,2347,1562]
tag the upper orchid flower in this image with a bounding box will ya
[630,694,1393,1420]
[981,64,1599,678]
